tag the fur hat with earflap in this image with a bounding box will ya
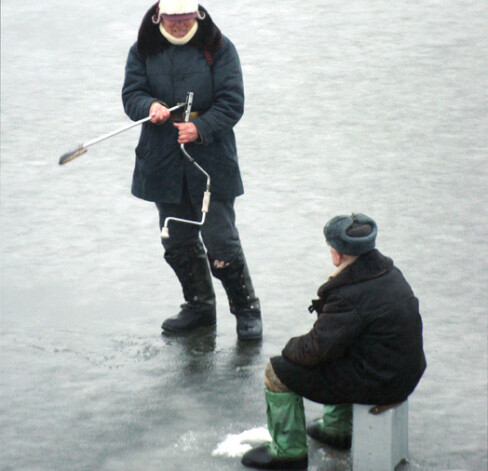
[138,2,221,56]
[160,0,197,13]
[152,0,206,24]
[323,213,378,256]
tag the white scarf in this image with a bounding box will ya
[159,21,198,45]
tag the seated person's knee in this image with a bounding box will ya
[265,361,290,393]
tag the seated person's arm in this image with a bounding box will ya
[282,295,363,366]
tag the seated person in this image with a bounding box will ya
[241,213,427,470]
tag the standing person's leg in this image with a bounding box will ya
[241,362,308,470]
[157,188,216,334]
[201,198,262,341]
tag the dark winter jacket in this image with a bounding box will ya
[271,250,427,405]
[122,4,244,203]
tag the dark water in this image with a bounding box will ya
[1,1,487,470]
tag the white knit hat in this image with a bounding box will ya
[158,0,198,20]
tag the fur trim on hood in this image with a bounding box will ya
[308,250,394,314]
[318,250,394,297]
[137,3,222,57]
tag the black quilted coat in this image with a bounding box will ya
[122,4,244,203]
[271,250,427,405]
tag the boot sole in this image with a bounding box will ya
[238,333,263,341]
[161,321,216,335]
[241,446,308,470]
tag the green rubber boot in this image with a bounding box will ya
[241,389,308,470]
[306,404,352,450]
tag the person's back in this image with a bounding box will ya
[322,249,426,405]
[241,213,426,470]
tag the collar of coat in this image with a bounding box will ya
[318,249,394,299]
[137,3,222,57]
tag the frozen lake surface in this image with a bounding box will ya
[1,1,487,470]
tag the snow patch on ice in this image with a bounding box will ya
[175,430,198,451]
[212,426,271,458]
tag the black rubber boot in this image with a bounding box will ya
[162,242,216,334]
[210,249,262,341]
[242,445,308,470]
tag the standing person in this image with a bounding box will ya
[241,214,426,470]
[122,1,262,341]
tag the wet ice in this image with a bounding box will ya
[1,1,487,470]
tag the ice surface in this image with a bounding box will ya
[1,0,487,470]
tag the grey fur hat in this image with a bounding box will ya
[323,213,377,255]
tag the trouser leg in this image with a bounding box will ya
[264,361,290,393]
[156,196,216,333]
[241,362,308,470]
[264,362,307,458]
[265,389,308,460]
[201,198,262,341]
